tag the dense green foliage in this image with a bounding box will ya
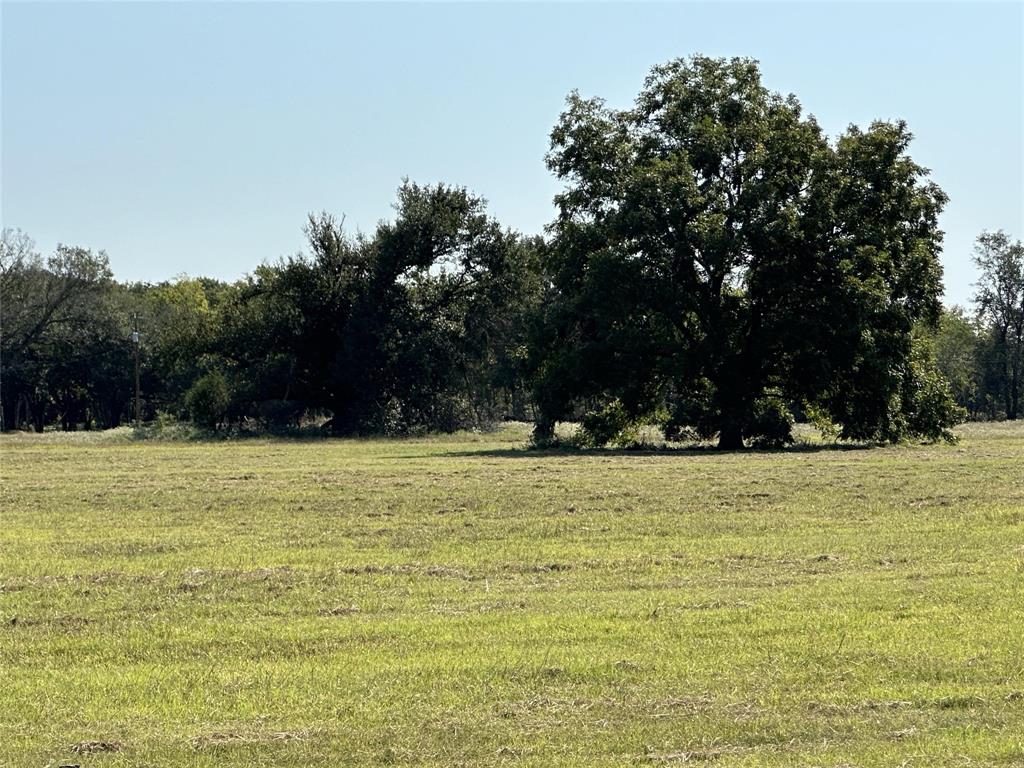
[971,231,1024,419]
[212,183,543,435]
[1,183,542,436]
[2,56,1018,444]
[184,370,230,430]
[3,422,1024,765]
[0,232,130,431]
[534,56,958,447]
[924,232,1024,421]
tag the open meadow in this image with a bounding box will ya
[1,423,1023,767]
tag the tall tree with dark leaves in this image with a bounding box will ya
[214,181,541,434]
[536,56,957,447]
[972,230,1024,419]
[0,232,122,431]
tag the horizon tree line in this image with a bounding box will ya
[2,56,1021,446]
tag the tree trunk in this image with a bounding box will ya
[532,413,555,445]
[1010,357,1021,420]
[15,395,27,430]
[0,396,13,432]
[717,422,744,450]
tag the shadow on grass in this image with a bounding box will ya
[440,441,880,459]
[13,424,884,455]
[128,425,339,443]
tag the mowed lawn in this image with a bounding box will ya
[1,424,1023,767]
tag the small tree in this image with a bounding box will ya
[933,307,983,418]
[972,230,1024,419]
[185,370,230,430]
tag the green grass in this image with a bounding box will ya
[2,422,1023,766]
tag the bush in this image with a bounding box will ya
[575,400,643,447]
[152,410,179,430]
[256,399,306,431]
[900,343,966,443]
[802,402,837,440]
[185,371,230,430]
[745,393,795,448]
[663,378,717,442]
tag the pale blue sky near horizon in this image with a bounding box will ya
[2,2,1021,307]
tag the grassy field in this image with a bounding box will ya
[1,423,1023,767]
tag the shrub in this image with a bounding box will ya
[900,343,966,443]
[256,399,306,431]
[185,371,230,431]
[745,393,795,448]
[575,400,643,447]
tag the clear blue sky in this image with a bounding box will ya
[2,2,1021,306]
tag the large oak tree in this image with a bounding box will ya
[534,56,958,447]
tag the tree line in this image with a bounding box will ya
[0,183,542,435]
[2,56,1021,447]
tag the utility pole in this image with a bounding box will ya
[132,315,141,428]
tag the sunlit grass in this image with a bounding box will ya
[1,422,1022,766]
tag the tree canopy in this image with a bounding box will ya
[533,55,959,447]
[972,230,1024,420]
